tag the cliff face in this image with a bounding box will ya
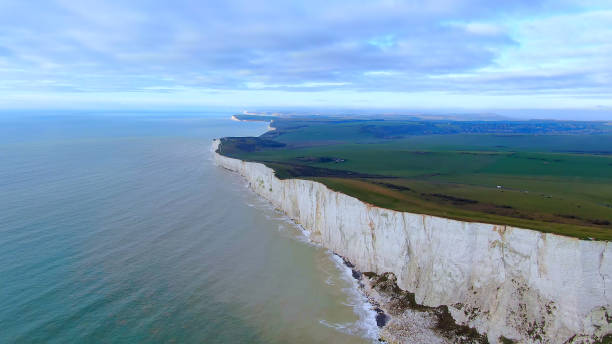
[212,139,611,343]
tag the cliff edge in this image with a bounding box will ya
[212,139,611,343]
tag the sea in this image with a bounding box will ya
[0,111,378,343]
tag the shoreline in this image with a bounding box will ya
[210,142,477,342]
[231,115,276,132]
[336,252,489,343]
[230,161,383,342]
[224,169,485,343]
[212,137,612,343]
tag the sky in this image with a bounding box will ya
[0,0,611,117]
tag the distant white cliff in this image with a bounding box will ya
[212,139,611,343]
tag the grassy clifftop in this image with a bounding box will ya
[220,114,612,240]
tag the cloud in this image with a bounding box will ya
[0,0,610,109]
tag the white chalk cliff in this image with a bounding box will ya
[212,139,611,343]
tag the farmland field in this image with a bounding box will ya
[219,114,612,240]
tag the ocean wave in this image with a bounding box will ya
[330,253,380,342]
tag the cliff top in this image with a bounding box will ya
[220,113,612,240]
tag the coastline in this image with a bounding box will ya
[231,115,276,132]
[237,173,384,342]
[212,142,462,342]
[211,138,612,343]
[335,252,489,343]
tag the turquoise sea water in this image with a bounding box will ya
[0,112,377,343]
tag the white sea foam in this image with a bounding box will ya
[329,253,380,342]
[319,319,353,333]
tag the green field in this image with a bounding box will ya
[221,115,612,240]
